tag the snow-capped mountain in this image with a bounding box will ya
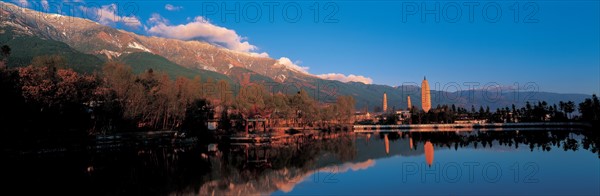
[0,1,311,83]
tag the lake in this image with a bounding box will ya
[3,129,599,195]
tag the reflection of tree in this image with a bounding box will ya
[188,133,358,195]
[6,130,599,195]
[405,129,598,158]
[195,130,599,195]
[581,131,600,159]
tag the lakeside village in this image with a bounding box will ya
[1,57,598,147]
[209,77,596,139]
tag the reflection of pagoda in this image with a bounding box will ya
[384,134,389,155]
[424,141,434,166]
[421,76,431,112]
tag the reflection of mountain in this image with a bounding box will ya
[114,131,600,195]
[275,159,376,193]
[183,159,376,195]
[185,130,593,195]
[170,132,432,195]
[179,134,430,195]
[4,131,598,195]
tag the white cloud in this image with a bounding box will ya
[277,57,309,74]
[147,16,257,52]
[13,0,29,7]
[83,4,142,28]
[147,13,168,25]
[164,4,182,11]
[41,0,48,10]
[249,52,270,58]
[317,73,373,84]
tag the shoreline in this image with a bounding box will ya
[353,122,593,133]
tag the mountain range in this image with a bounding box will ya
[0,2,591,111]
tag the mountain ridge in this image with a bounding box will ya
[0,1,311,83]
[0,1,592,111]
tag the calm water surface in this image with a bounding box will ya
[4,129,599,195]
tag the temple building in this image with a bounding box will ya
[421,76,431,112]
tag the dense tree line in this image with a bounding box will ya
[1,48,596,139]
[0,52,355,139]
[398,97,599,125]
[227,83,355,131]
[399,130,598,157]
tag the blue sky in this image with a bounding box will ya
[10,0,600,94]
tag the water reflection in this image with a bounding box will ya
[424,141,434,166]
[384,134,389,155]
[3,129,599,195]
